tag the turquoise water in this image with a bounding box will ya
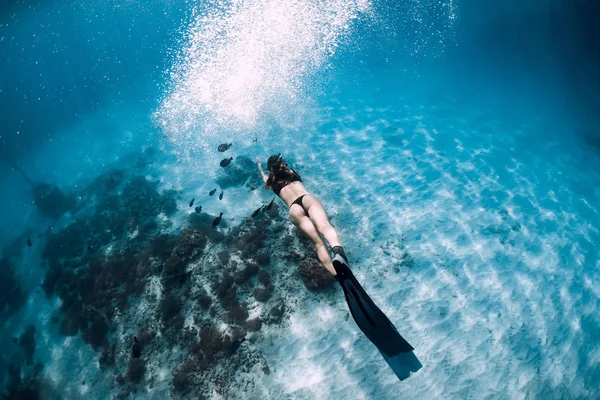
[1,1,600,399]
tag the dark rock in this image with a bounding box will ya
[298,258,335,289]
[172,369,190,394]
[99,344,116,368]
[255,252,270,266]
[19,325,36,365]
[216,273,234,302]
[127,358,146,384]
[225,301,249,325]
[268,302,285,323]
[253,287,272,302]
[245,263,260,275]
[149,234,176,259]
[175,229,208,262]
[137,220,158,241]
[164,255,185,283]
[161,294,182,322]
[0,258,26,317]
[83,315,108,350]
[198,289,212,310]
[171,314,185,332]
[230,326,247,342]
[115,375,125,386]
[257,270,272,287]
[233,263,259,284]
[137,325,156,347]
[132,337,142,358]
[217,251,230,265]
[199,325,231,361]
[246,317,262,332]
[172,356,207,395]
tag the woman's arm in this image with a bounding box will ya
[256,158,268,184]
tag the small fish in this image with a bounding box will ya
[220,157,233,167]
[266,198,275,211]
[110,175,114,184]
[132,336,141,358]
[217,143,232,152]
[212,212,223,227]
[252,137,258,143]
[27,236,32,247]
[251,205,264,218]
[189,198,195,207]
[209,188,217,196]
[231,337,246,354]
[219,191,223,200]
[195,206,202,213]
[87,245,94,252]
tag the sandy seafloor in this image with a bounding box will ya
[1,1,600,399]
[2,78,600,399]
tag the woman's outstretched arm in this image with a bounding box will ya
[256,158,268,184]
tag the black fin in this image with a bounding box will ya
[333,257,414,356]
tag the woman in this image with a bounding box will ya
[255,154,420,381]
[256,154,346,275]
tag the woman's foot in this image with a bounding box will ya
[331,246,349,279]
[331,246,348,263]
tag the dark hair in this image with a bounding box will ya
[265,154,286,189]
[267,154,284,171]
[264,155,302,195]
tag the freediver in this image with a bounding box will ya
[256,154,343,275]
[256,154,421,380]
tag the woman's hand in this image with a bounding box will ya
[256,158,268,183]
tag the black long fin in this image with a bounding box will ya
[333,256,414,356]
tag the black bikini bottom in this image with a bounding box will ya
[290,194,310,217]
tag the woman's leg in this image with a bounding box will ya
[289,206,336,275]
[302,195,341,248]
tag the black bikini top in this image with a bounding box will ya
[270,169,302,195]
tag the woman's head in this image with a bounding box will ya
[267,154,287,172]
[264,154,300,193]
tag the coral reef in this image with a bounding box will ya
[298,258,335,289]
[215,155,263,189]
[253,287,273,303]
[3,149,326,399]
[233,262,260,284]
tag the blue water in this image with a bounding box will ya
[1,0,600,399]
